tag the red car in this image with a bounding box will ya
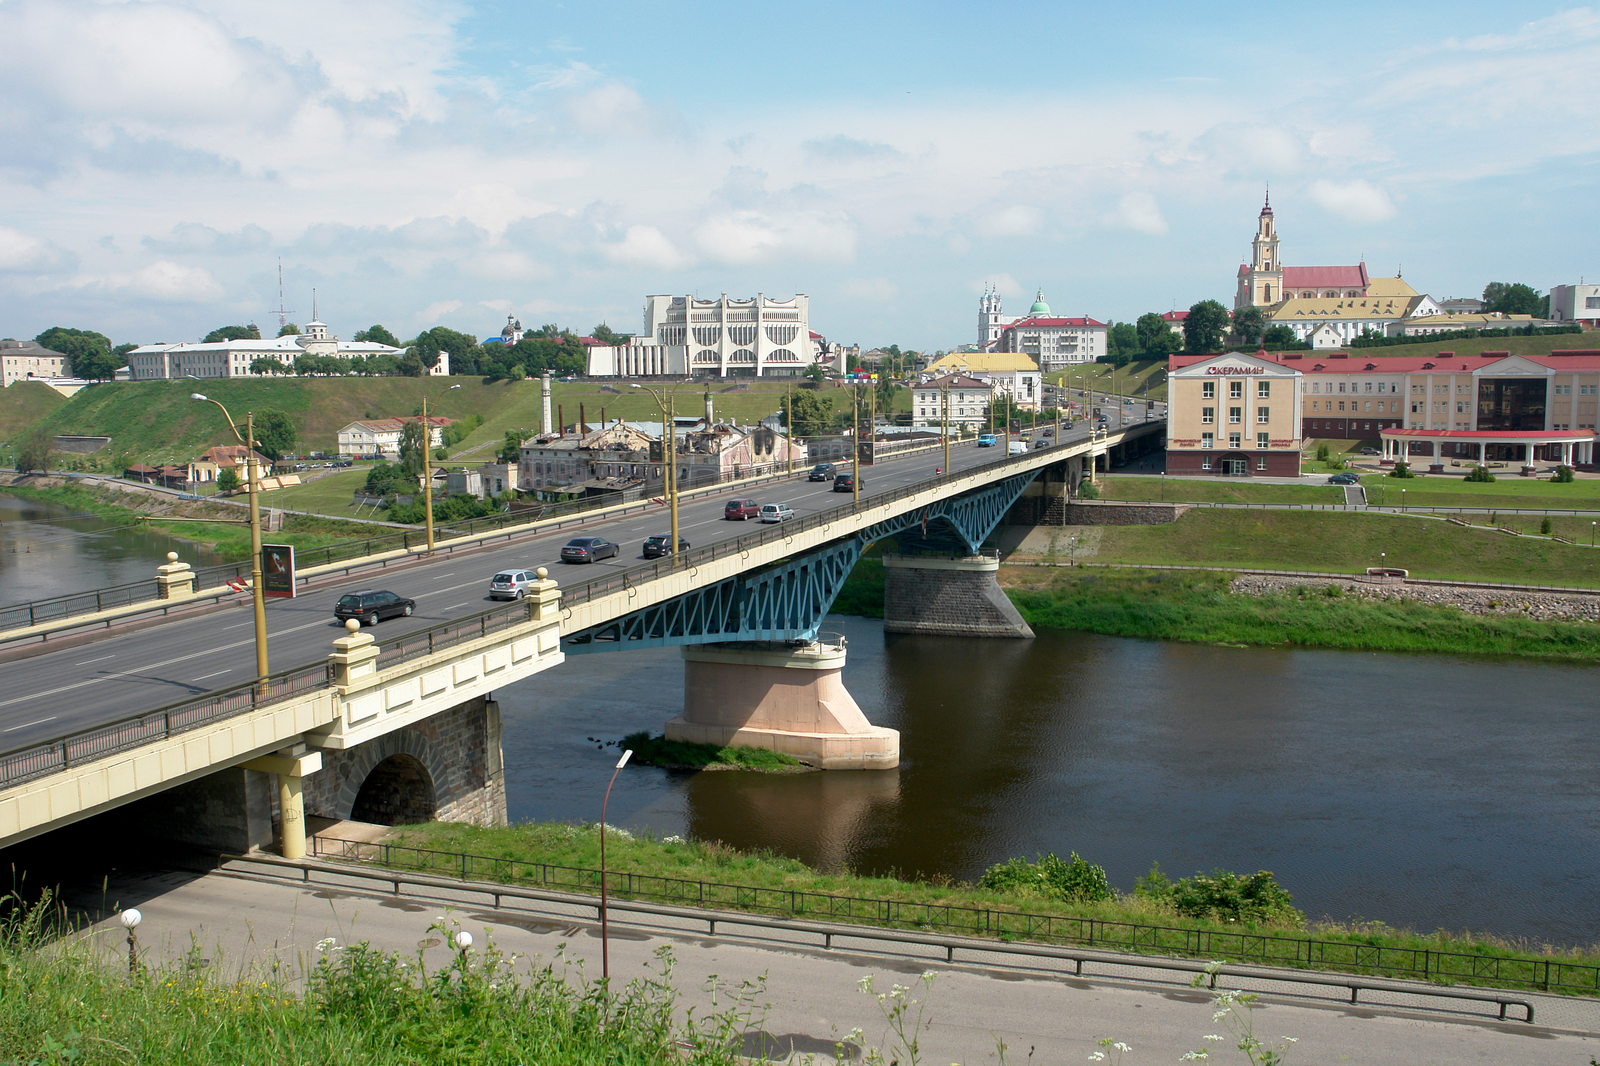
[724,499,761,520]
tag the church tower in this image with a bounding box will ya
[978,284,1006,348]
[1235,192,1284,310]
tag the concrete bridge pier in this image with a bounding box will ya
[665,641,899,769]
[882,553,1033,638]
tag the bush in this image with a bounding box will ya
[1464,465,1496,483]
[978,851,1112,904]
[1388,461,1414,478]
[1541,517,1554,535]
[1076,480,1100,500]
[215,468,240,493]
[1552,465,1575,483]
[1135,864,1301,923]
[1315,444,1330,462]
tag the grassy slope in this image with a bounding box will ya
[1088,508,1600,586]
[1359,473,1600,511]
[1099,477,1344,505]
[0,382,67,445]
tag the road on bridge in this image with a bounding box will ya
[0,419,1154,750]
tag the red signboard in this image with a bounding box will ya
[261,544,296,599]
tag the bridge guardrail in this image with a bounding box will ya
[0,427,1145,786]
[305,834,1586,1004]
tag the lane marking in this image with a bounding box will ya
[415,579,488,598]
[3,716,56,733]
[73,654,116,666]
[444,602,469,611]
[192,669,232,682]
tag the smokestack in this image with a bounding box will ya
[704,390,713,425]
[541,371,552,437]
[580,403,586,437]
[600,406,605,429]
[558,404,564,438]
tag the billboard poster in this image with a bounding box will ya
[856,440,875,466]
[261,544,296,599]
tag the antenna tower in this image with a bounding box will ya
[269,259,297,333]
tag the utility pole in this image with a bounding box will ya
[942,380,950,475]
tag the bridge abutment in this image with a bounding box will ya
[882,553,1034,638]
[666,641,899,769]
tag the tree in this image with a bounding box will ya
[216,468,241,493]
[875,374,899,414]
[496,430,528,464]
[15,426,51,474]
[204,324,261,343]
[398,419,429,476]
[804,362,827,384]
[353,324,400,346]
[591,323,629,346]
[1106,321,1138,361]
[1261,324,1308,350]
[36,327,118,379]
[252,410,297,461]
[780,389,834,436]
[113,342,139,360]
[1134,312,1172,354]
[410,324,482,374]
[398,350,426,377]
[250,356,284,376]
[277,323,301,337]
[1481,282,1548,318]
[1231,305,1265,346]
[1182,300,1231,354]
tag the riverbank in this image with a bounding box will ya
[0,480,385,562]
[384,819,1600,995]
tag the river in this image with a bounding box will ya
[5,501,1596,945]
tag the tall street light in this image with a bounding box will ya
[600,747,633,988]
[191,393,268,683]
[642,386,680,561]
[420,383,463,553]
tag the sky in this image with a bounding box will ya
[1,0,1597,352]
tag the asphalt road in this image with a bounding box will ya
[53,861,1599,1063]
[0,419,1155,750]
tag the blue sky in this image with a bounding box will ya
[1,0,1596,351]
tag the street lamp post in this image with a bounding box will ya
[119,908,141,977]
[420,384,463,553]
[643,387,680,561]
[599,747,633,988]
[190,394,268,683]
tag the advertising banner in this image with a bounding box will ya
[261,544,296,599]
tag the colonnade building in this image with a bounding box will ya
[585,293,815,378]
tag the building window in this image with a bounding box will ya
[1311,401,1319,411]
[1228,432,1242,448]
[1201,433,1213,449]
[1257,406,1270,423]
[1338,382,1347,393]
[1257,455,1268,470]
[1201,456,1212,470]
[1202,381,1215,399]
[1229,406,1242,423]
[1202,406,1215,423]
[1312,382,1320,393]
[1338,401,1345,411]
[1257,380,1270,398]
[1229,380,1243,399]
[1257,432,1270,449]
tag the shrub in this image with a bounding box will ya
[215,468,240,493]
[1315,444,1330,462]
[1077,481,1100,500]
[1464,465,1496,483]
[1388,461,1414,478]
[1136,865,1301,924]
[1541,517,1554,535]
[978,851,1112,904]
[1552,465,1575,483]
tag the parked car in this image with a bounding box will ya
[334,590,415,626]
[833,473,859,492]
[1359,447,1380,456]
[642,533,689,558]
[808,463,836,482]
[1327,473,1360,485]
[759,502,795,523]
[560,536,619,563]
[488,569,538,600]
[724,498,761,520]
[976,434,998,447]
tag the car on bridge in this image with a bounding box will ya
[560,536,620,563]
[488,569,538,600]
[759,503,795,523]
[334,590,415,627]
[976,434,997,447]
[724,499,761,520]
[642,532,689,558]
[807,463,836,481]
[833,473,860,492]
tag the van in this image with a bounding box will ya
[1007,441,1027,455]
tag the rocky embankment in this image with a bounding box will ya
[1231,574,1600,623]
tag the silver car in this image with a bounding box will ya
[759,502,795,523]
[488,569,538,600]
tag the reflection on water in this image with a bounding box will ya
[0,491,227,604]
[498,615,1600,944]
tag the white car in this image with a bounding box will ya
[759,502,795,523]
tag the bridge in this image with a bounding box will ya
[0,419,1163,858]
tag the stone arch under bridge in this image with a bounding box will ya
[335,728,450,824]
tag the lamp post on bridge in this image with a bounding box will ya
[642,386,681,563]
[419,383,463,554]
[190,393,267,684]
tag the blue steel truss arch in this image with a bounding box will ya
[563,469,1039,654]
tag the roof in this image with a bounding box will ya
[1281,264,1369,290]
[924,351,1039,374]
[1380,428,1594,440]
[1364,276,1418,298]
[341,416,453,433]
[916,373,991,390]
[1268,295,1426,322]
[1161,311,1188,323]
[1004,316,1107,329]
[1169,349,1600,374]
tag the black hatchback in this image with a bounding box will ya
[808,463,836,481]
[561,536,619,563]
[334,590,415,626]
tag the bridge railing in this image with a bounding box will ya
[2,428,1143,786]
[0,660,333,792]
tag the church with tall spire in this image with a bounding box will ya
[1233,191,1372,312]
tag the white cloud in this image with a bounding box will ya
[417,299,463,322]
[842,278,899,302]
[1111,192,1168,235]
[566,83,650,134]
[972,274,1021,298]
[77,261,226,301]
[977,205,1043,238]
[693,211,856,265]
[602,225,690,270]
[1308,179,1397,223]
[0,227,72,273]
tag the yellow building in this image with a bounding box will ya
[1165,352,1304,476]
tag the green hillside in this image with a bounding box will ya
[0,382,68,444]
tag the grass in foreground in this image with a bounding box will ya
[385,820,1600,996]
[1087,507,1600,586]
[1001,566,1600,662]
[621,730,811,772]
[1099,477,1343,506]
[0,892,770,1065]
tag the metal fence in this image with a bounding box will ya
[311,835,1600,998]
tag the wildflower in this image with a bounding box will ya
[315,937,337,953]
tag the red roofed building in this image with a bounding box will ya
[1234,193,1375,311]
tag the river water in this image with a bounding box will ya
[5,501,1596,945]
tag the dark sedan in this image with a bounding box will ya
[561,536,620,563]
[334,590,415,627]
[642,533,689,559]
[808,463,836,482]
[833,473,860,492]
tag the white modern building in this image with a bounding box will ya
[1549,284,1600,329]
[920,351,1042,409]
[586,293,815,378]
[127,308,433,380]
